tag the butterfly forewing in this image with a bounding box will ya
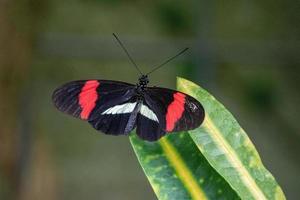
[53,80,90,119]
[52,80,135,120]
[144,87,205,133]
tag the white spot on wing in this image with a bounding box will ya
[102,102,137,115]
[140,104,159,122]
[101,102,158,122]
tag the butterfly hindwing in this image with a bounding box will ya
[136,103,164,141]
[88,99,139,135]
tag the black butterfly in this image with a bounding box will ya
[52,34,205,141]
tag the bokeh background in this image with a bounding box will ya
[0,0,299,199]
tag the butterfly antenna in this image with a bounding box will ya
[146,47,189,76]
[112,33,143,75]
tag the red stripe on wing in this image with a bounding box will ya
[79,80,100,119]
[166,92,186,131]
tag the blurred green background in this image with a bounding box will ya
[0,0,299,199]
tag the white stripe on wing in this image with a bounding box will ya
[140,104,159,122]
[102,102,159,122]
[102,102,137,114]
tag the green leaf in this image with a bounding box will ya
[130,133,240,200]
[177,77,286,200]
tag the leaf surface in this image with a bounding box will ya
[177,77,285,200]
[130,133,239,200]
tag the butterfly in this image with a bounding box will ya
[52,34,205,141]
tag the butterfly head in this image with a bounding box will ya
[138,75,149,88]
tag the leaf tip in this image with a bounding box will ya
[176,76,189,86]
[177,76,198,86]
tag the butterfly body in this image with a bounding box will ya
[53,75,205,141]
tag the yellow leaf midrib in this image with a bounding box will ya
[159,138,207,200]
[203,116,267,199]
